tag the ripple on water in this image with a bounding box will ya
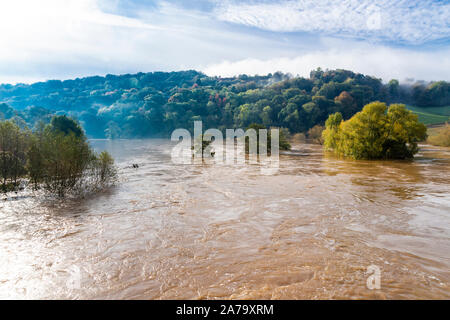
[0,140,449,299]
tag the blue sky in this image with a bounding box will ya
[0,0,449,84]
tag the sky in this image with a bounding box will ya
[0,0,449,84]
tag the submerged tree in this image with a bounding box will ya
[384,104,427,158]
[323,102,427,159]
[30,116,117,196]
[0,121,29,192]
[1,116,117,196]
[27,122,45,189]
[89,151,118,189]
[192,133,215,158]
[245,123,291,154]
[36,126,92,197]
[307,125,325,145]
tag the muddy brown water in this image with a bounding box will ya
[0,140,449,299]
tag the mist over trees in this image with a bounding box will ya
[0,69,448,139]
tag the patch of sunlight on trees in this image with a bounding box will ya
[322,102,427,160]
[0,115,117,196]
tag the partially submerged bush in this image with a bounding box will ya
[1,116,117,196]
[291,132,306,143]
[246,124,291,154]
[92,151,118,187]
[307,125,325,144]
[192,134,215,158]
[0,121,29,192]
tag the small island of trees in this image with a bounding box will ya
[322,102,427,159]
[0,115,117,196]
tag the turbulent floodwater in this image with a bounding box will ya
[0,139,449,299]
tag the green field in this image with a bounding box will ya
[405,105,450,126]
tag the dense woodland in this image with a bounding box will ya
[0,69,449,138]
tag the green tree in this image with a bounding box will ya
[0,121,29,192]
[26,117,117,197]
[90,151,118,188]
[50,115,84,137]
[38,128,92,196]
[27,122,46,189]
[246,123,291,153]
[384,104,427,158]
[387,79,400,101]
[322,112,343,150]
[323,102,426,159]
[334,91,358,119]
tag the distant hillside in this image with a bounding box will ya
[0,69,448,138]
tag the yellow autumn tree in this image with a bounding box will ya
[323,102,426,159]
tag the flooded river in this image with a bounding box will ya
[0,140,449,299]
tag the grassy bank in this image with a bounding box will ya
[405,105,450,125]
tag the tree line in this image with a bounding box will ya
[0,115,117,196]
[0,69,448,139]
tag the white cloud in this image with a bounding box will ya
[215,0,450,44]
[0,0,165,73]
[0,0,448,84]
[0,0,296,83]
[203,45,450,82]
